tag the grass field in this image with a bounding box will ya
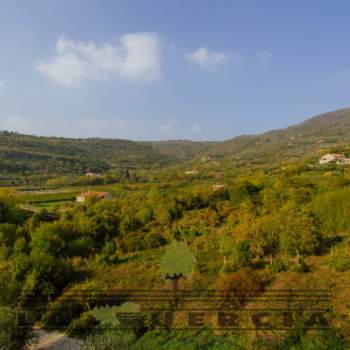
[13,177,226,211]
[15,182,154,210]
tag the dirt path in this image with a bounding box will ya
[29,330,81,350]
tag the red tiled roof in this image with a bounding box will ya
[79,191,109,198]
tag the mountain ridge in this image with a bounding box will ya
[2,107,350,175]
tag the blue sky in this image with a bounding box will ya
[1,0,350,140]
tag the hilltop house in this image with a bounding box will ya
[85,172,102,177]
[185,170,199,176]
[319,153,350,165]
[76,191,112,203]
[212,184,225,191]
[215,172,225,178]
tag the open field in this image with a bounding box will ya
[13,177,227,210]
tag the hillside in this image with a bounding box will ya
[207,108,350,164]
[0,132,173,175]
[143,140,215,161]
[4,152,350,348]
[2,107,350,177]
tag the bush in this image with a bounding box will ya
[312,188,350,235]
[233,240,252,267]
[223,240,252,272]
[120,233,145,252]
[291,256,309,273]
[326,243,350,271]
[0,306,35,350]
[66,312,98,338]
[0,223,17,248]
[327,257,350,272]
[215,269,264,306]
[279,209,320,256]
[268,259,286,273]
[144,232,167,249]
[100,240,118,265]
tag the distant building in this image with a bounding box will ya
[76,191,112,203]
[85,172,102,177]
[185,170,199,176]
[212,184,225,191]
[319,153,346,164]
[215,172,225,178]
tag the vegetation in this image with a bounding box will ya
[3,108,350,348]
[3,107,350,184]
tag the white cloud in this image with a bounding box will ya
[35,33,161,86]
[186,47,238,68]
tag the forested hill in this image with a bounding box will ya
[206,107,350,164]
[0,132,174,174]
[142,140,215,161]
[2,107,350,175]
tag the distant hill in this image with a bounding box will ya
[2,107,350,176]
[0,132,173,175]
[143,140,214,161]
[206,107,350,164]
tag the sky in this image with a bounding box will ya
[1,0,350,141]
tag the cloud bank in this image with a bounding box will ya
[36,33,161,86]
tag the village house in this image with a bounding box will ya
[85,172,102,177]
[76,191,112,203]
[319,153,350,165]
[212,184,225,191]
[185,170,199,176]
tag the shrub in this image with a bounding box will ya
[326,244,350,271]
[291,256,309,273]
[66,312,98,338]
[233,240,252,268]
[215,269,264,306]
[0,306,35,350]
[279,209,320,256]
[268,259,286,273]
[120,233,145,253]
[222,240,252,272]
[312,187,350,235]
[144,232,167,249]
[100,239,118,265]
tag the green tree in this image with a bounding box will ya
[278,208,320,256]
[100,239,118,264]
[232,240,252,269]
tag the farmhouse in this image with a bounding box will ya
[85,172,102,177]
[212,184,224,191]
[319,153,350,165]
[76,191,112,203]
[185,170,199,176]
